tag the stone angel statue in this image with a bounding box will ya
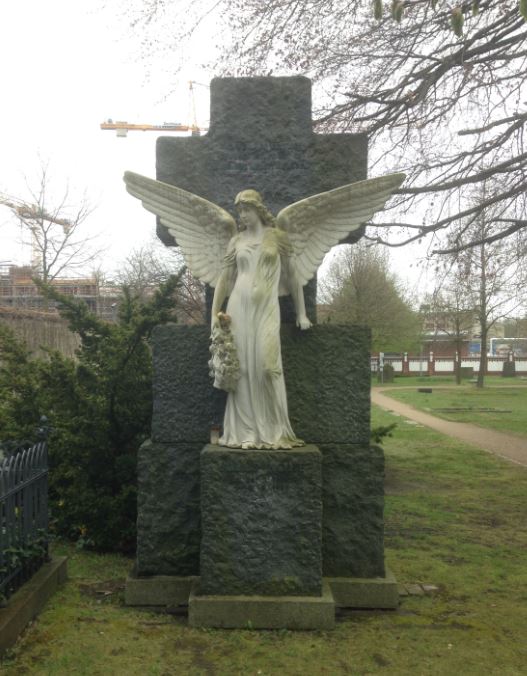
[124,171,405,450]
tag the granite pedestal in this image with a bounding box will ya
[200,445,322,597]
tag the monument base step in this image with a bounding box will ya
[328,567,399,609]
[188,579,335,630]
[124,574,197,608]
[124,570,399,617]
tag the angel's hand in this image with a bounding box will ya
[296,315,312,330]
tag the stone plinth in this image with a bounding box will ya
[136,439,201,576]
[329,568,399,609]
[200,445,323,597]
[321,443,385,578]
[151,324,216,445]
[189,580,335,630]
[281,324,371,445]
[144,323,381,579]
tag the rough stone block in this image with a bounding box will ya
[189,579,335,630]
[282,324,371,445]
[321,443,385,578]
[150,313,370,448]
[136,439,201,576]
[151,324,218,444]
[125,574,197,607]
[200,445,323,596]
[329,567,399,609]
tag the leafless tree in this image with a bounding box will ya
[119,0,527,252]
[0,163,99,283]
[426,273,478,384]
[441,186,527,387]
[114,239,206,324]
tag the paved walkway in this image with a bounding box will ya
[371,387,527,468]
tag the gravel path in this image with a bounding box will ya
[372,387,527,468]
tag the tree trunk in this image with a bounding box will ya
[454,317,462,385]
[454,351,462,385]
[476,240,487,389]
[477,327,487,388]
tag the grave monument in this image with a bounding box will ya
[124,76,401,629]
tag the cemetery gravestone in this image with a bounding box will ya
[502,359,516,377]
[125,76,399,627]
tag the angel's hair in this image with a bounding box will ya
[234,189,276,228]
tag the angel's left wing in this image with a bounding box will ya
[276,173,405,286]
[124,171,236,287]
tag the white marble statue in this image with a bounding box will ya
[124,171,405,449]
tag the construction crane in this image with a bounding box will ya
[101,81,207,137]
[0,196,72,229]
[100,120,196,137]
[0,194,72,271]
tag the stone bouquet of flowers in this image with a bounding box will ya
[209,312,240,392]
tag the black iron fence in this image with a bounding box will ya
[0,441,49,601]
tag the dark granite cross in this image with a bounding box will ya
[155,76,368,323]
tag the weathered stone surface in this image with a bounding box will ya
[151,323,371,446]
[156,76,367,324]
[151,324,221,444]
[329,567,398,609]
[147,323,376,578]
[200,445,323,596]
[189,579,335,630]
[321,443,385,578]
[140,76,385,591]
[136,439,201,575]
[125,574,197,607]
[282,324,371,445]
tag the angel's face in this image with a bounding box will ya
[237,203,261,230]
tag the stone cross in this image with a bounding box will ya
[133,77,389,597]
[156,76,367,322]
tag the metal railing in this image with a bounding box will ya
[0,441,49,600]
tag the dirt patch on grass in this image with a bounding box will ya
[77,578,125,601]
[168,637,219,676]
[384,467,455,496]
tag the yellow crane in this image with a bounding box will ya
[100,120,196,136]
[101,81,206,137]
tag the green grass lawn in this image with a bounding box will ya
[2,408,527,675]
[379,381,527,437]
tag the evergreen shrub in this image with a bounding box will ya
[0,274,183,553]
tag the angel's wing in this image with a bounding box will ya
[124,171,236,286]
[276,173,405,286]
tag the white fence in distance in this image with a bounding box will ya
[371,354,527,375]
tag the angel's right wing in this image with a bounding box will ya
[124,171,237,287]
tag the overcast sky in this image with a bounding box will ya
[0,2,214,272]
[0,1,430,292]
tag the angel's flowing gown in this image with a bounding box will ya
[219,228,303,449]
